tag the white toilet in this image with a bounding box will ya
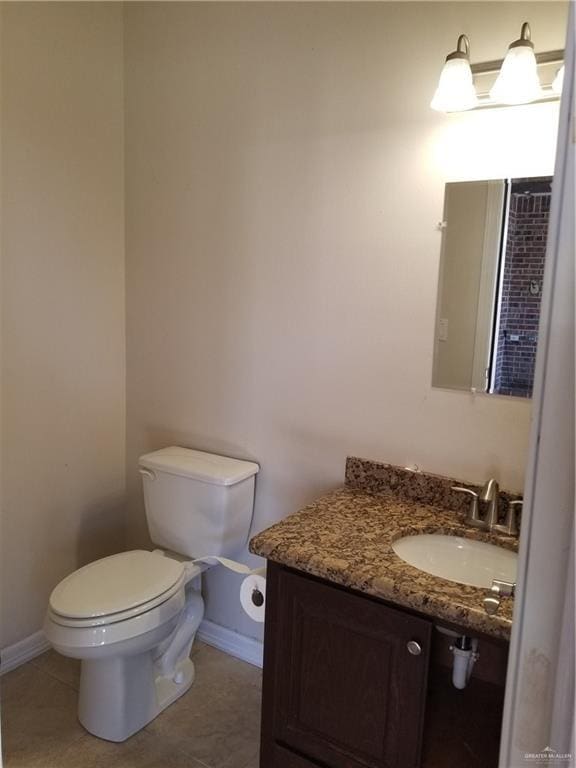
[44,447,259,742]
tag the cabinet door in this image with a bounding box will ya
[262,566,431,768]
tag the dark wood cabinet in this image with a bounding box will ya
[260,564,432,768]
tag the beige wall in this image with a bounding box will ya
[0,3,126,647]
[124,2,566,639]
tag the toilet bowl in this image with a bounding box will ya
[44,549,204,742]
[44,448,259,742]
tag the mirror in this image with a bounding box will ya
[432,176,552,398]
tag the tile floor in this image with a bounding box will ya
[1,643,262,768]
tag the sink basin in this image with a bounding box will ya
[392,534,517,589]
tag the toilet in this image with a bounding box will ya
[44,447,259,742]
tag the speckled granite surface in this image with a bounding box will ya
[250,459,520,641]
[346,456,522,519]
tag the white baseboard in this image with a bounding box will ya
[1,630,50,676]
[197,619,263,669]
[0,621,263,676]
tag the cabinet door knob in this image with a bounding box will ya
[407,640,422,656]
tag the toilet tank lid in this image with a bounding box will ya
[139,447,260,486]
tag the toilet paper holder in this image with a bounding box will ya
[251,587,265,607]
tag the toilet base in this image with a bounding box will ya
[155,656,195,713]
[78,653,195,742]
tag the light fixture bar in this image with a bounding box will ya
[471,88,562,111]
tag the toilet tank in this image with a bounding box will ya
[139,447,259,559]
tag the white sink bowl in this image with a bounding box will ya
[392,533,517,589]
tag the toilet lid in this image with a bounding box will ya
[49,550,185,620]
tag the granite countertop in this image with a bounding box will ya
[249,458,520,641]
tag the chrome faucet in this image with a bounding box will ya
[479,478,500,529]
[452,478,521,535]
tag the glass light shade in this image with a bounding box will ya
[552,64,564,95]
[490,45,542,105]
[430,57,478,112]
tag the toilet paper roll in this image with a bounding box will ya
[239,569,266,623]
[184,555,266,622]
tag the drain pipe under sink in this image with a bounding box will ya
[435,625,479,690]
[450,636,479,689]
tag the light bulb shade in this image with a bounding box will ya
[431,57,478,112]
[490,45,542,105]
[552,64,564,95]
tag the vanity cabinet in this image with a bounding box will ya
[260,563,432,768]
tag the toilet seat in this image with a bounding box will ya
[49,550,186,628]
[45,588,186,656]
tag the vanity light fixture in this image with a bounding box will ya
[490,23,542,105]
[431,22,564,112]
[430,34,478,112]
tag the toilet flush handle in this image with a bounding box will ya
[139,468,156,480]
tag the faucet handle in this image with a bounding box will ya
[493,499,522,537]
[451,486,478,497]
[451,487,485,529]
[483,578,516,615]
[491,579,516,597]
[507,500,523,536]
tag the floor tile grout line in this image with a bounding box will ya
[138,728,213,768]
[27,658,80,693]
[237,752,261,768]
[25,726,88,765]
[141,725,215,768]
